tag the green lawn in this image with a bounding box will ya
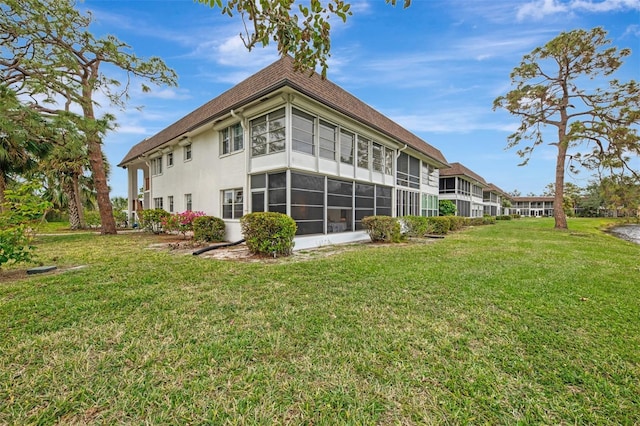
[1,218,639,424]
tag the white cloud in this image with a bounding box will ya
[517,0,640,20]
[517,0,569,21]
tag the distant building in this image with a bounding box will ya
[511,196,555,217]
[438,162,488,217]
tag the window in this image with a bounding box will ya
[267,172,287,213]
[250,174,266,213]
[153,197,163,209]
[376,186,393,216]
[396,189,420,217]
[167,152,174,167]
[250,108,285,156]
[185,193,192,211]
[355,183,374,230]
[327,179,353,234]
[384,147,394,175]
[396,152,420,188]
[291,172,325,235]
[421,194,438,217]
[168,196,174,213]
[422,163,437,186]
[372,142,384,173]
[292,108,315,155]
[150,157,162,176]
[340,130,354,164]
[222,189,243,219]
[319,120,336,160]
[357,137,370,169]
[184,143,192,161]
[439,177,456,193]
[221,123,244,155]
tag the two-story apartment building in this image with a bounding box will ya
[483,183,511,216]
[438,162,487,218]
[118,56,450,250]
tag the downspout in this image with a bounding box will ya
[393,144,408,218]
[231,109,248,218]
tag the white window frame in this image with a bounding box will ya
[185,193,192,211]
[222,188,244,219]
[150,157,163,176]
[221,123,244,155]
[153,197,163,210]
[184,143,192,162]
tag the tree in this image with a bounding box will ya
[493,27,640,230]
[0,84,52,207]
[197,0,411,77]
[438,199,456,216]
[599,174,640,217]
[509,189,522,197]
[0,0,177,234]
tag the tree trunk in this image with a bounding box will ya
[81,81,116,235]
[64,176,82,230]
[72,174,86,228]
[0,171,6,212]
[554,142,568,229]
[86,136,116,234]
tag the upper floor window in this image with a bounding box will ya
[221,123,244,155]
[292,108,315,156]
[184,143,192,161]
[372,142,384,173]
[397,152,420,189]
[422,163,437,186]
[357,137,370,169]
[340,130,354,165]
[319,120,336,160]
[151,157,163,176]
[166,152,174,167]
[439,177,456,193]
[250,108,285,156]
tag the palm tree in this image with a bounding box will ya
[0,85,52,208]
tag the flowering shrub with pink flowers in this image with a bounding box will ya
[162,210,206,238]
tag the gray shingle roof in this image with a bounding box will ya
[118,56,448,167]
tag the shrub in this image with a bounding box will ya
[401,216,435,237]
[162,211,206,237]
[84,210,101,228]
[0,183,52,269]
[426,217,450,235]
[193,216,226,242]
[467,217,485,226]
[439,200,456,216]
[139,209,170,234]
[510,214,521,219]
[496,215,512,221]
[483,216,497,225]
[240,212,297,257]
[448,216,466,231]
[362,216,402,243]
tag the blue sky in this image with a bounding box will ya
[80,0,640,198]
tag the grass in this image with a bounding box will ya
[1,218,639,424]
